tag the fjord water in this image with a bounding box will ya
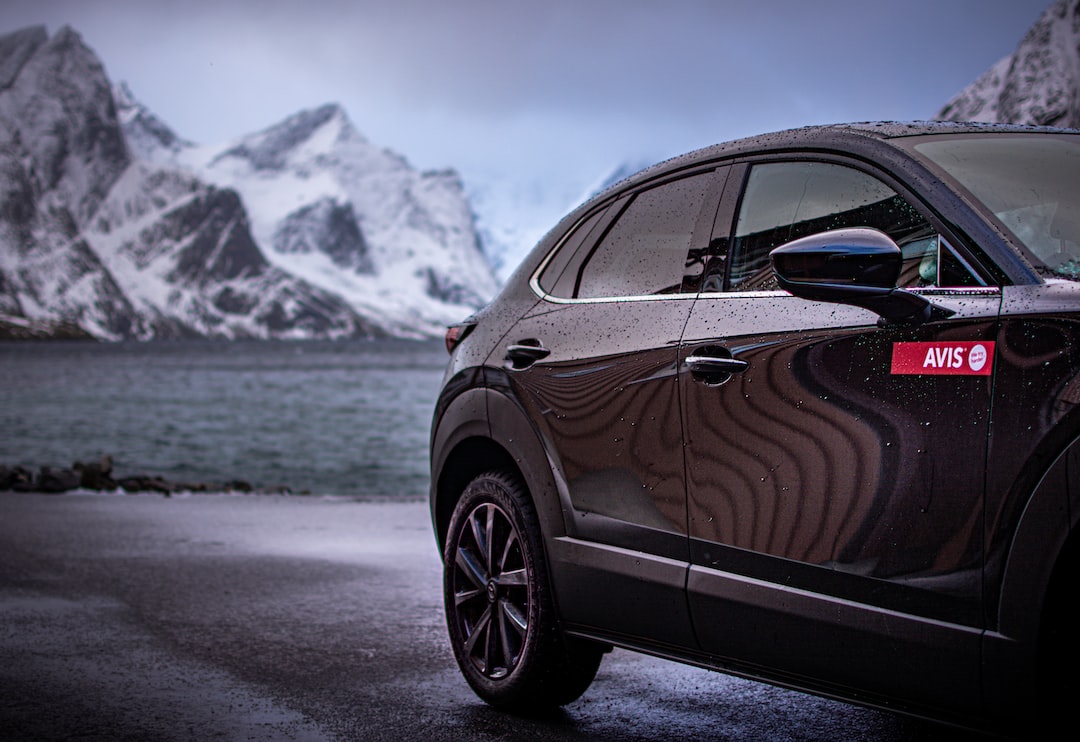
[0,339,448,497]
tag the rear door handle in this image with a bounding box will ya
[505,340,550,369]
[685,347,748,385]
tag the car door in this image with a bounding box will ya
[681,158,1000,716]
[500,166,726,646]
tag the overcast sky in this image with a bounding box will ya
[0,0,1055,224]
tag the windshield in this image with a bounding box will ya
[912,135,1080,280]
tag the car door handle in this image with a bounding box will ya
[505,340,550,369]
[685,348,749,385]
[684,354,749,374]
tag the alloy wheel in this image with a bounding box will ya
[450,501,530,679]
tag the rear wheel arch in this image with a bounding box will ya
[434,436,520,550]
[432,386,569,552]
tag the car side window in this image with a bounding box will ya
[572,172,714,299]
[537,207,609,297]
[725,161,980,291]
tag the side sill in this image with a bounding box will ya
[547,536,696,648]
[562,625,1003,738]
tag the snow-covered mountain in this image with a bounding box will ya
[122,97,499,337]
[0,25,498,340]
[937,0,1080,127]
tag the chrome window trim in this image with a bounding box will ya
[531,283,1001,305]
[530,288,698,305]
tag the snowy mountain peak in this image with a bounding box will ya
[211,103,363,172]
[937,0,1080,127]
[160,100,499,336]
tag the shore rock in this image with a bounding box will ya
[0,457,286,495]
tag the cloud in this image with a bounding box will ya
[0,0,1054,205]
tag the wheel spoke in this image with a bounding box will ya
[501,597,528,636]
[455,546,487,590]
[485,601,501,675]
[454,586,483,607]
[484,504,496,574]
[496,567,527,588]
[497,528,519,575]
[463,605,492,657]
[498,600,517,669]
[468,506,490,569]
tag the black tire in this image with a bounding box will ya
[443,470,603,711]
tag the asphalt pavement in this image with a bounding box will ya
[0,492,986,741]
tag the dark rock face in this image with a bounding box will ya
[159,188,269,285]
[0,315,97,340]
[273,198,374,273]
[422,266,487,306]
[0,148,36,227]
[250,277,384,337]
[0,26,47,89]
[2,26,131,222]
[0,25,138,338]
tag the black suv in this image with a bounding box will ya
[429,122,1080,735]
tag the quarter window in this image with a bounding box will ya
[574,172,713,299]
[537,207,608,297]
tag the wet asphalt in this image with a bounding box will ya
[0,493,989,741]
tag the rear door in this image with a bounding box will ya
[501,166,725,646]
[682,157,1000,716]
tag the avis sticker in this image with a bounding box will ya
[891,341,995,376]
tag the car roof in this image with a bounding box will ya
[605,120,1077,195]
[503,121,1078,292]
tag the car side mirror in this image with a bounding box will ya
[770,228,950,325]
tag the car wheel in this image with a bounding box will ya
[443,470,602,711]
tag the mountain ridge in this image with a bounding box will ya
[123,89,498,338]
[0,24,497,340]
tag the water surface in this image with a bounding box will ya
[0,339,448,497]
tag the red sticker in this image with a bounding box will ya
[891,341,995,376]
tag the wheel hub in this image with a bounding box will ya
[486,579,498,603]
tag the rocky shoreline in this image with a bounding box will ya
[0,456,295,495]
[0,314,97,341]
